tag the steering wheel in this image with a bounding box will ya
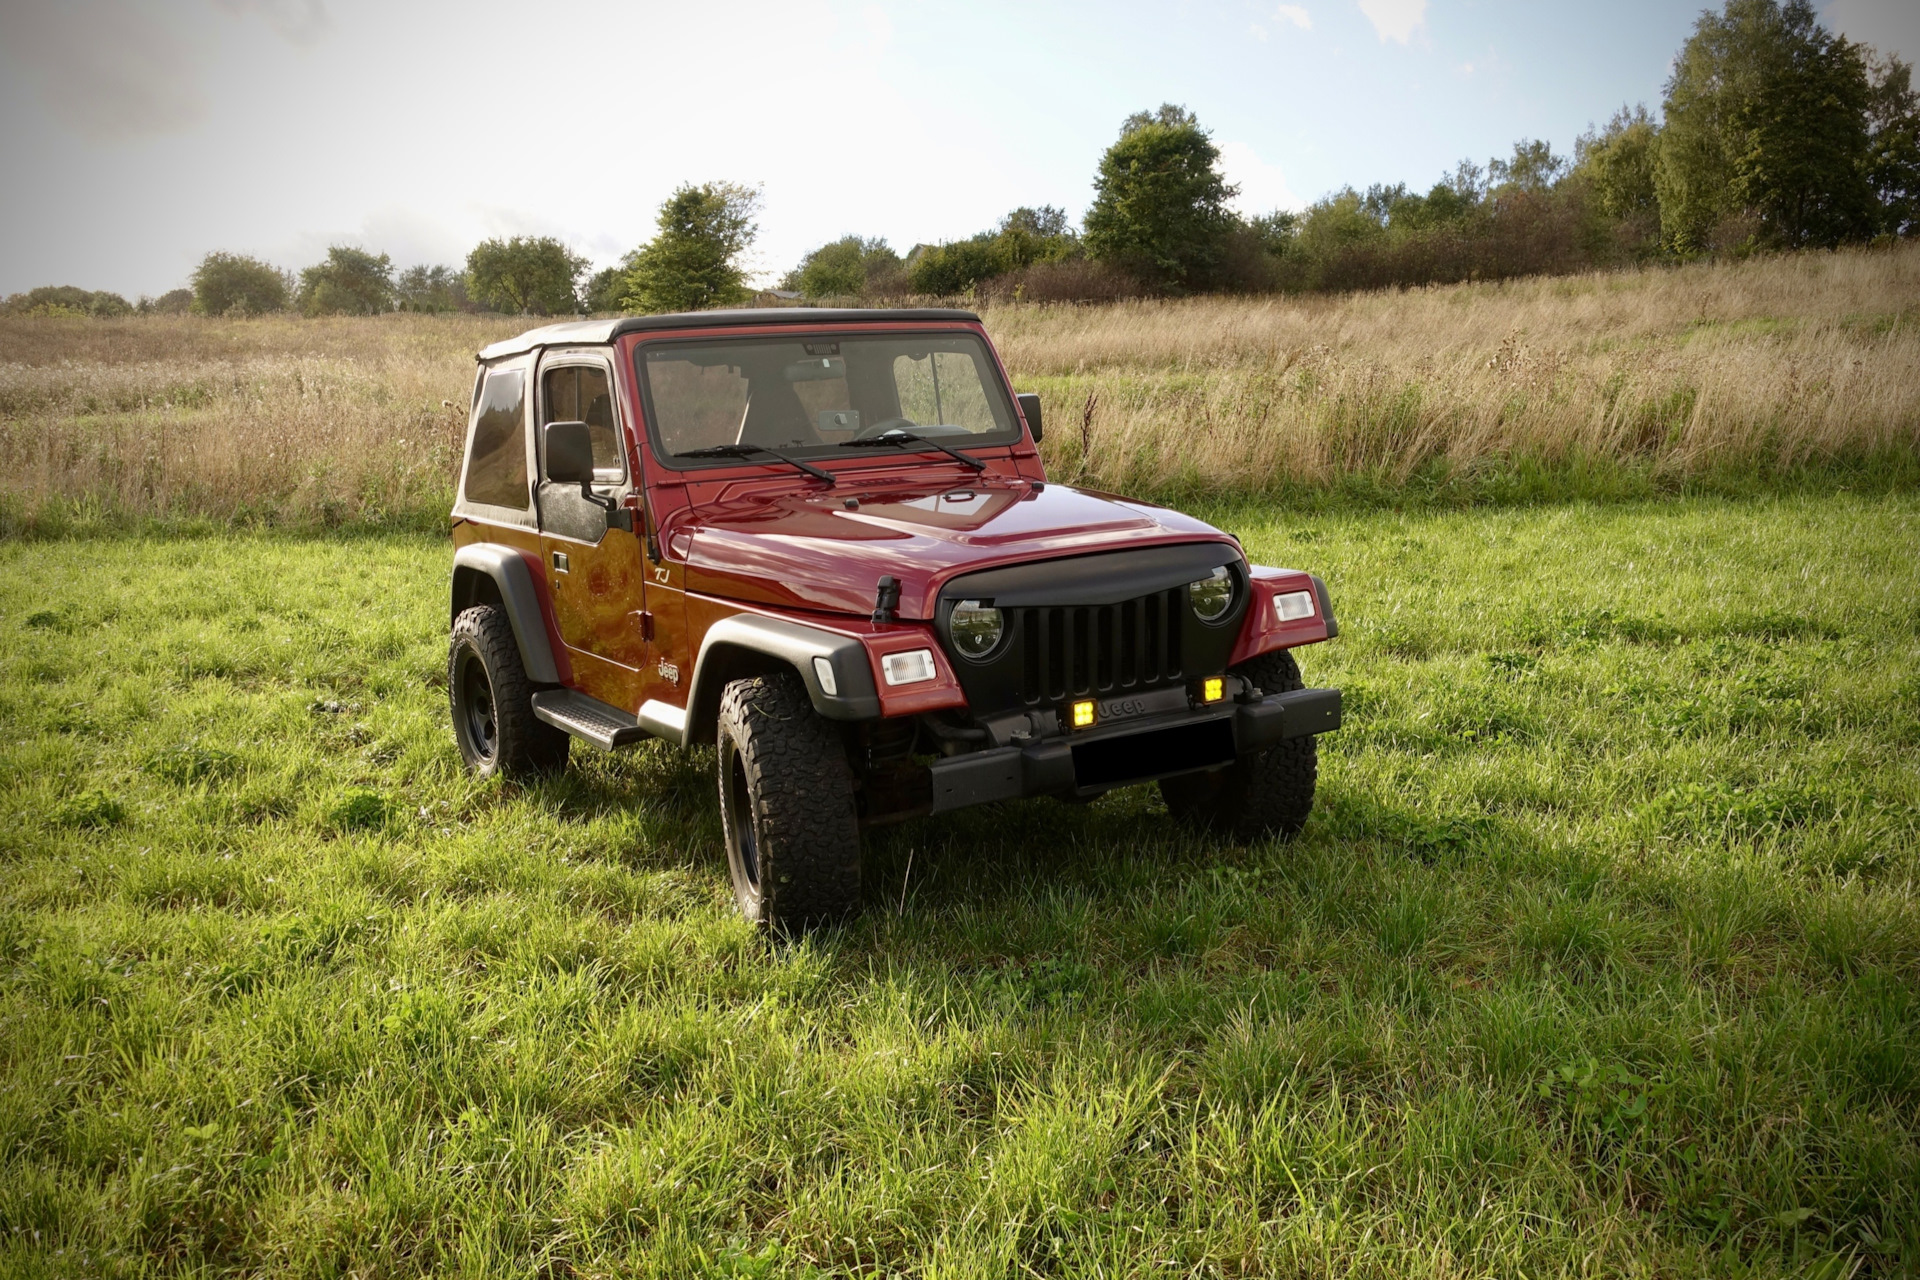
[853,417,916,441]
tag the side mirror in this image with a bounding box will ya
[544,420,595,484]
[1016,392,1043,444]
[543,419,634,534]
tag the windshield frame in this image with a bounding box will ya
[629,326,1025,475]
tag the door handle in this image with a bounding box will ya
[551,551,570,573]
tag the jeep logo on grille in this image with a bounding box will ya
[1098,696,1148,719]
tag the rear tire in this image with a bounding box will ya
[1160,648,1318,841]
[449,605,569,779]
[716,671,862,930]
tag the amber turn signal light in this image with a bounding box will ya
[1070,700,1096,729]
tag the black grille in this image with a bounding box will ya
[936,544,1248,720]
[1016,587,1185,704]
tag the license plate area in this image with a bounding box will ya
[1071,717,1236,790]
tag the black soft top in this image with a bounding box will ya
[477,308,982,362]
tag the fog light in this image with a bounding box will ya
[811,656,838,696]
[1202,676,1224,703]
[1071,699,1096,728]
[1276,590,1316,622]
[881,648,937,686]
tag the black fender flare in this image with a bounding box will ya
[450,544,563,685]
[677,615,883,746]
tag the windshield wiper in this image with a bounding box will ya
[838,429,987,472]
[678,443,836,485]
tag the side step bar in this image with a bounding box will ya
[530,689,649,751]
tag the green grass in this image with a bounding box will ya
[1,493,1916,1277]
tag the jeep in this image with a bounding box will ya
[447,308,1340,929]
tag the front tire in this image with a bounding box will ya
[448,605,569,779]
[716,671,861,930]
[1160,648,1318,841]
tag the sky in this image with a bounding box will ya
[0,0,1915,298]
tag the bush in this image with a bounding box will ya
[191,252,291,316]
[298,246,395,317]
[907,237,1000,295]
[903,208,1080,297]
[784,235,901,300]
[2,286,134,318]
[138,289,195,315]
[975,258,1140,303]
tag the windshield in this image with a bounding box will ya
[636,331,1020,465]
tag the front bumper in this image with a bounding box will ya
[925,686,1341,814]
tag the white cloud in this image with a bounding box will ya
[1821,0,1919,62]
[1356,0,1426,44]
[1218,140,1302,214]
[1275,5,1312,30]
[0,0,206,141]
[212,0,331,47]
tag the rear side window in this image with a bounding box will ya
[542,365,624,480]
[463,369,528,509]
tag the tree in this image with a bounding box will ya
[1084,104,1237,293]
[1865,54,1920,236]
[1576,105,1661,223]
[1294,189,1385,259]
[1488,139,1568,193]
[1243,210,1300,255]
[466,237,588,315]
[1656,0,1876,251]
[298,246,395,316]
[394,265,469,313]
[583,266,628,313]
[620,183,760,314]
[190,251,290,316]
[783,236,901,300]
[990,206,1078,269]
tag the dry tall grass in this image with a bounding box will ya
[989,243,1920,496]
[0,315,522,530]
[1,246,1915,531]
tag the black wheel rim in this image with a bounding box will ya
[726,748,759,894]
[460,653,497,761]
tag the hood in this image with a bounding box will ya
[677,475,1236,620]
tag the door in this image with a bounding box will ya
[535,353,648,712]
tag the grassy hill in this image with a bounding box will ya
[1,494,1915,1274]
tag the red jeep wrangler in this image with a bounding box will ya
[448,309,1339,928]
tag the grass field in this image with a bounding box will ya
[2,492,1915,1276]
[3,244,1917,534]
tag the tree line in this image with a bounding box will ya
[6,0,1913,320]
[794,0,1918,302]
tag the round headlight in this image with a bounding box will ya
[1189,566,1235,621]
[949,600,1005,659]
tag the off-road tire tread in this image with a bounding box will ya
[718,672,861,929]
[1160,648,1318,841]
[449,605,569,779]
